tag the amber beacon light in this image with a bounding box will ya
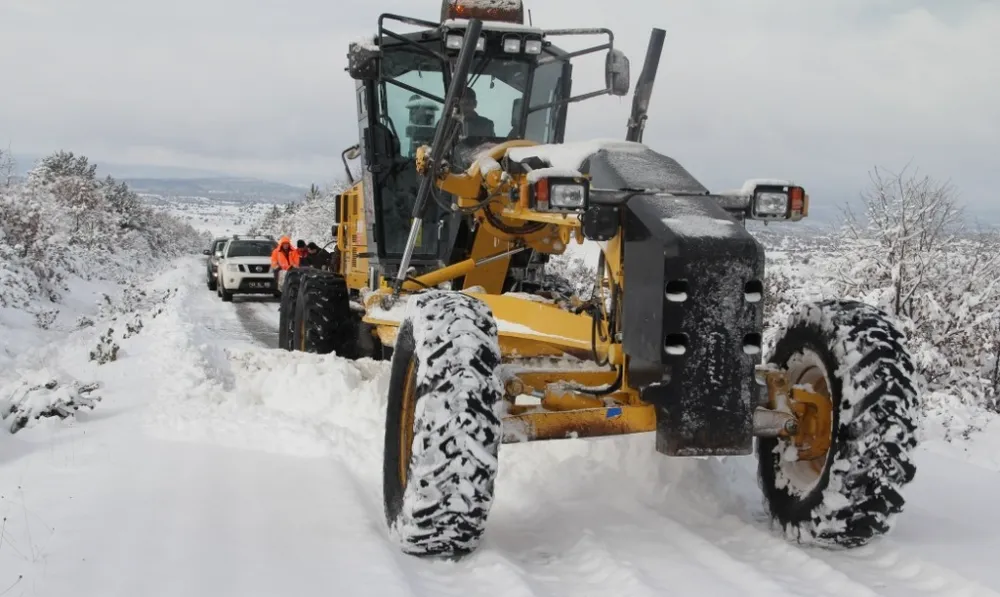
[441,0,525,23]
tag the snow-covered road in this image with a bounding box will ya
[2,256,1000,596]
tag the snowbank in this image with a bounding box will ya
[0,151,207,428]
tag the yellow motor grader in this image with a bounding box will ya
[280,0,919,557]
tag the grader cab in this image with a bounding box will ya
[280,0,920,558]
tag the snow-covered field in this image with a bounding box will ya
[146,195,278,237]
[3,206,1000,596]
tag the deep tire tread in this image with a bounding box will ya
[293,272,358,357]
[278,268,308,351]
[383,291,503,557]
[758,299,919,548]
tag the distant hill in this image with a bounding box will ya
[10,153,308,204]
[11,153,233,179]
[127,177,307,205]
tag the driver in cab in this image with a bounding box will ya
[460,87,495,137]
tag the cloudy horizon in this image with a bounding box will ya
[2,0,996,213]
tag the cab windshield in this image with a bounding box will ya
[381,52,560,159]
[226,241,275,258]
[371,40,567,260]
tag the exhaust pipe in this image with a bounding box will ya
[625,27,666,143]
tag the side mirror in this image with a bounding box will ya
[348,40,380,80]
[511,97,523,129]
[202,249,211,255]
[605,49,630,96]
[344,145,361,160]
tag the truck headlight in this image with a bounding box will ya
[227,264,239,272]
[530,175,589,213]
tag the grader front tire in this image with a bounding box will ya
[758,299,919,547]
[382,291,503,557]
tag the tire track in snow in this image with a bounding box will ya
[649,509,883,597]
[642,488,1000,597]
[485,446,805,597]
[812,540,1000,597]
[233,298,280,348]
[574,501,813,597]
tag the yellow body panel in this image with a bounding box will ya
[364,289,605,360]
[502,404,656,442]
[337,183,371,291]
[461,233,515,294]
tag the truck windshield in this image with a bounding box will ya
[227,241,275,257]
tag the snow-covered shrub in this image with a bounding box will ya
[0,150,207,327]
[831,167,1000,412]
[760,166,1000,418]
[89,328,120,364]
[0,377,101,433]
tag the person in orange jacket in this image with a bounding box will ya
[271,236,300,288]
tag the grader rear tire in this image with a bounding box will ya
[383,291,503,557]
[291,272,357,357]
[278,268,308,351]
[758,299,919,547]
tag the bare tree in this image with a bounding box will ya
[0,147,15,188]
[841,164,963,318]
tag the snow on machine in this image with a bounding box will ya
[280,0,919,557]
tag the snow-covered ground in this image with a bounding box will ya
[3,252,1000,596]
[3,200,1000,596]
[147,196,277,237]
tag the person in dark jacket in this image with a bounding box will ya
[305,242,335,270]
[295,239,309,263]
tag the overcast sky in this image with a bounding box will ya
[1,0,996,214]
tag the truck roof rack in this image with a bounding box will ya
[230,234,276,241]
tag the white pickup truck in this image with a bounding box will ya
[216,235,279,302]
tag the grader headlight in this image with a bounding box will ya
[750,183,808,221]
[531,176,589,213]
[753,192,789,217]
[446,33,485,51]
[551,184,587,210]
[502,35,521,53]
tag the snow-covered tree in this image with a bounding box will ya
[839,165,964,318]
[0,149,206,315]
[250,180,350,245]
[0,148,14,188]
